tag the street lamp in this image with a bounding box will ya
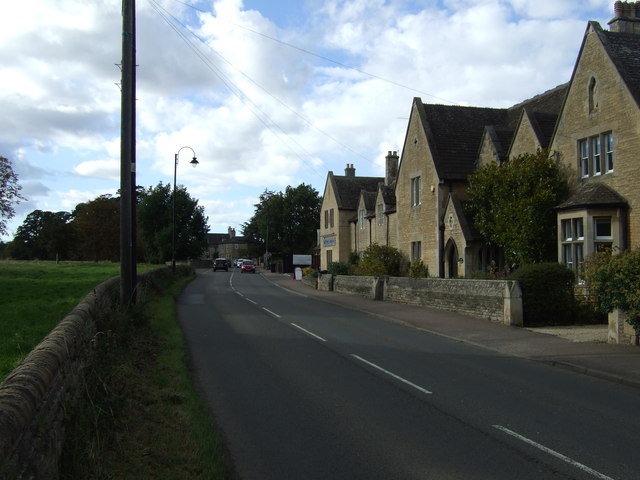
[172,146,199,273]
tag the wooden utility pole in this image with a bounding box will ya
[120,0,136,304]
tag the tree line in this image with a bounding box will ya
[1,183,208,264]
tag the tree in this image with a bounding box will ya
[137,182,208,264]
[0,156,26,236]
[72,195,120,261]
[355,243,406,277]
[243,184,321,257]
[465,149,569,269]
[8,210,74,260]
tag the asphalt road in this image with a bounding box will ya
[177,269,640,480]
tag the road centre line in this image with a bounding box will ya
[245,298,257,305]
[351,354,433,395]
[262,307,281,318]
[492,425,616,480]
[290,323,327,342]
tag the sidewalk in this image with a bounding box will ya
[262,271,640,390]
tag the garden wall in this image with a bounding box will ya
[319,274,522,325]
[0,267,189,479]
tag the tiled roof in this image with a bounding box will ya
[556,181,628,211]
[333,174,383,210]
[421,103,507,180]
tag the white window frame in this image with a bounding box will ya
[358,209,365,230]
[411,176,421,207]
[605,132,614,172]
[579,139,589,178]
[592,136,601,175]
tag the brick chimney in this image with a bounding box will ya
[345,164,356,177]
[609,1,640,33]
[385,151,399,186]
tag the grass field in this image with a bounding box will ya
[0,261,233,479]
[0,261,159,381]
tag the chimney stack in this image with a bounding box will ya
[385,151,399,186]
[345,164,356,177]
[609,1,640,33]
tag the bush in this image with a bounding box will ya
[584,248,640,333]
[409,259,429,278]
[354,244,405,277]
[327,261,350,275]
[508,263,576,326]
[302,266,315,277]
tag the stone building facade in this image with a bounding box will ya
[319,1,640,281]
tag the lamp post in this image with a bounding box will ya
[172,146,199,273]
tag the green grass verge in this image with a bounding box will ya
[59,274,235,479]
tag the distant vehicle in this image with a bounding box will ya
[234,259,244,268]
[240,260,256,273]
[213,258,229,272]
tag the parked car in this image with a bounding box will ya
[240,260,256,273]
[213,258,229,272]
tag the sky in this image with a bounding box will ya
[0,0,614,241]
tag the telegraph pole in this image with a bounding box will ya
[120,0,136,304]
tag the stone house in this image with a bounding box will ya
[319,1,640,285]
[319,154,398,270]
[206,227,248,260]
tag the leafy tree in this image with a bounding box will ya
[243,184,321,256]
[137,182,208,264]
[0,156,26,236]
[8,210,74,260]
[72,195,120,261]
[465,149,569,269]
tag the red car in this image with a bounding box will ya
[240,260,256,273]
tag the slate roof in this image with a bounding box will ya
[593,21,640,108]
[556,181,628,211]
[332,174,383,210]
[417,82,567,181]
[420,103,507,180]
[207,233,228,246]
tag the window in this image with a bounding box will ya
[592,136,601,175]
[358,209,365,230]
[330,208,334,228]
[561,216,585,278]
[324,210,329,229]
[588,77,598,113]
[411,241,422,261]
[326,249,332,266]
[579,139,589,177]
[377,204,384,226]
[605,133,614,172]
[594,216,612,239]
[578,132,613,178]
[411,176,421,206]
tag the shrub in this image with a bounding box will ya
[584,248,640,333]
[508,263,576,326]
[327,261,350,275]
[354,244,405,277]
[302,266,316,277]
[409,259,429,278]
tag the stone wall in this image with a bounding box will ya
[320,274,522,325]
[0,267,190,479]
[384,277,521,324]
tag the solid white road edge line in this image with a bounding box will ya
[291,323,327,342]
[492,425,615,480]
[351,354,433,395]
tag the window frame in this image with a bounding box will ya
[410,176,421,207]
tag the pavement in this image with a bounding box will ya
[261,271,640,390]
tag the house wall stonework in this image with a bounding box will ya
[552,24,640,249]
[510,113,543,158]
[396,104,442,275]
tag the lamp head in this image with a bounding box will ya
[190,157,199,168]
